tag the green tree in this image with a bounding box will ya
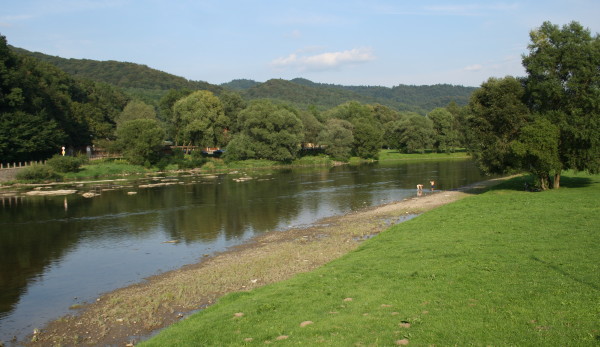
[427,107,459,153]
[225,100,303,162]
[317,119,354,161]
[115,119,165,165]
[511,117,560,190]
[351,118,383,159]
[390,114,434,154]
[467,76,530,175]
[298,110,324,146]
[219,91,247,134]
[523,21,600,187]
[116,99,157,128]
[172,90,228,147]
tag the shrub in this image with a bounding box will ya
[46,155,82,173]
[16,165,61,181]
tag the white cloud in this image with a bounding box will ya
[271,47,375,71]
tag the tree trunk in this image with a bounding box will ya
[553,172,561,189]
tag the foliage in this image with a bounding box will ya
[511,117,560,190]
[143,173,600,346]
[317,119,354,161]
[10,46,223,101]
[115,119,165,166]
[1,35,128,162]
[428,107,459,153]
[467,76,530,174]
[171,90,228,147]
[225,100,303,162]
[45,154,84,173]
[522,21,600,179]
[15,164,61,181]
[467,21,600,189]
[388,114,434,153]
[240,78,475,114]
[351,118,383,159]
[218,91,247,135]
[116,99,157,128]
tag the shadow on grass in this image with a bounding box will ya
[486,174,594,192]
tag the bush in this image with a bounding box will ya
[16,165,61,181]
[46,155,83,173]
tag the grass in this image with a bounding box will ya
[378,148,470,161]
[62,159,149,179]
[141,172,600,346]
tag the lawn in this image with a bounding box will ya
[141,172,599,346]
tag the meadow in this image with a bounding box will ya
[141,172,599,346]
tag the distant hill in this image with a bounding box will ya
[234,78,475,114]
[9,46,223,103]
[10,46,475,113]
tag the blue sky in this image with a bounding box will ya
[1,1,599,87]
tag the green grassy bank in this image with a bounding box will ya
[141,173,599,346]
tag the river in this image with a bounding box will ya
[0,159,489,343]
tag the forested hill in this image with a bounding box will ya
[10,46,476,113]
[9,46,223,102]
[228,78,476,114]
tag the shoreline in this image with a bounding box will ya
[23,176,508,347]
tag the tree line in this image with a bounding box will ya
[2,20,598,191]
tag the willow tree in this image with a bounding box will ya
[523,21,600,188]
[171,90,228,147]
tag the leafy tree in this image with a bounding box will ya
[225,100,303,162]
[116,99,157,128]
[467,76,530,175]
[522,21,600,187]
[325,101,372,122]
[351,118,383,159]
[427,107,459,153]
[115,119,165,165]
[389,114,435,154]
[219,91,247,134]
[157,89,192,139]
[171,90,228,147]
[511,117,560,190]
[317,119,354,161]
[298,110,324,146]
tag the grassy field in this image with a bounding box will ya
[378,149,470,161]
[141,172,599,346]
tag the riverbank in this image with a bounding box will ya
[23,177,506,346]
[144,172,598,346]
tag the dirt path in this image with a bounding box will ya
[25,177,508,347]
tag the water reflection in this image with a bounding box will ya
[0,159,488,342]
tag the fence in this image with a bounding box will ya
[0,160,46,170]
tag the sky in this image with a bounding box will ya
[1,1,599,87]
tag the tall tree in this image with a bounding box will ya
[523,21,600,187]
[225,100,303,162]
[467,76,530,175]
[171,90,228,147]
[317,119,354,161]
[115,118,165,166]
[428,107,459,153]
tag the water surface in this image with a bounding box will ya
[0,159,488,342]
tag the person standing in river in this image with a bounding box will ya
[430,180,435,191]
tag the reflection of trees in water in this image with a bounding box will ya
[0,202,82,317]
[158,173,306,243]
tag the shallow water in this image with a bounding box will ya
[0,159,488,342]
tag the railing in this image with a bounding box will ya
[0,160,46,170]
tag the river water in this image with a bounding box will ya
[0,159,488,342]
